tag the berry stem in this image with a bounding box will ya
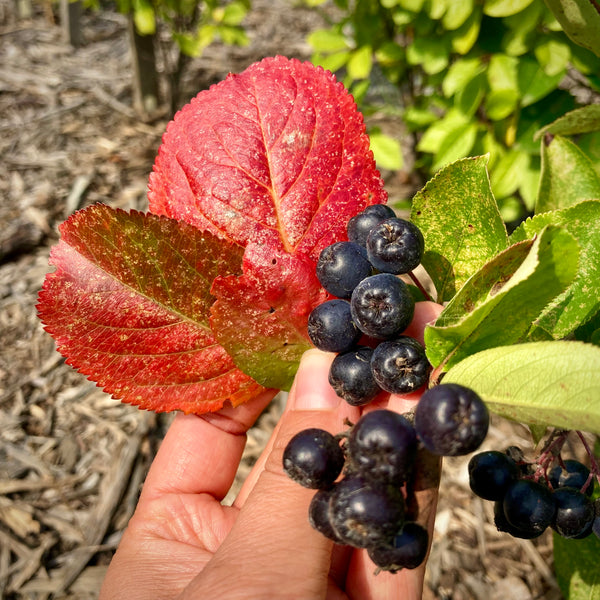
[575,430,600,489]
[407,270,435,303]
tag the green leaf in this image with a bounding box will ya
[535,105,600,139]
[417,110,469,154]
[451,9,482,54]
[442,0,473,30]
[308,29,349,52]
[442,58,484,97]
[490,148,530,199]
[432,122,478,171]
[510,200,600,338]
[443,341,600,434]
[535,39,570,76]
[483,0,535,17]
[518,57,564,107]
[411,155,509,302]
[407,38,450,74]
[369,131,404,170]
[132,0,155,35]
[537,134,600,213]
[424,226,580,370]
[554,533,600,600]
[544,0,600,57]
[347,45,373,79]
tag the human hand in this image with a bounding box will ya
[99,301,443,600]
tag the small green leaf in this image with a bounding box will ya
[442,0,473,29]
[484,0,535,17]
[510,200,600,338]
[432,122,478,171]
[347,45,373,79]
[537,134,600,213]
[308,29,349,53]
[132,0,155,35]
[451,9,482,54]
[411,155,509,302]
[443,341,600,434]
[424,226,579,370]
[442,58,484,97]
[407,38,449,74]
[535,39,570,76]
[417,110,469,154]
[554,529,600,600]
[369,132,404,171]
[518,57,564,107]
[490,148,530,199]
[535,104,600,139]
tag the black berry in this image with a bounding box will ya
[370,337,430,395]
[308,488,344,543]
[552,487,595,539]
[502,479,556,538]
[347,204,396,247]
[468,450,519,501]
[414,383,489,456]
[316,241,373,299]
[329,475,405,548]
[307,299,361,353]
[350,273,415,339]
[347,409,417,485]
[283,428,345,489]
[328,347,382,406]
[549,460,594,497]
[367,522,429,571]
[366,217,425,274]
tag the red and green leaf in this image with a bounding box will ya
[38,56,387,413]
[37,205,267,414]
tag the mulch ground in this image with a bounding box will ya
[0,1,568,597]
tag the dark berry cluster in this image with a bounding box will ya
[308,204,430,406]
[283,388,490,572]
[469,448,600,540]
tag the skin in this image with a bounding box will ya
[99,301,443,600]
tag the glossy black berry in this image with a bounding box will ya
[308,489,344,543]
[367,522,429,571]
[307,299,361,353]
[494,500,541,539]
[502,479,556,538]
[366,218,425,274]
[552,487,595,539]
[468,451,519,501]
[328,347,382,406]
[347,409,417,485]
[350,273,415,339]
[370,337,430,395]
[329,475,405,548]
[549,460,594,497]
[283,428,345,490]
[414,383,489,456]
[347,204,396,247]
[316,241,373,299]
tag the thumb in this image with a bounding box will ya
[181,349,359,599]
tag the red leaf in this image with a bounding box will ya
[210,243,329,391]
[148,56,386,259]
[37,204,268,413]
[149,57,386,389]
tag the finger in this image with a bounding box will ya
[180,349,361,598]
[140,388,278,502]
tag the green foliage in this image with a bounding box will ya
[115,0,250,56]
[305,0,600,217]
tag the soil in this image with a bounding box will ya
[0,0,570,598]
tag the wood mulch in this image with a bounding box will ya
[0,0,571,597]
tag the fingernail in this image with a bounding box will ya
[292,349,341,411]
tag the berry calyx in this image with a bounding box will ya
[350,273,415,339]
[366,217,425,275]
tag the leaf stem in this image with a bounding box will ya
[408,270,435,303]
[575,430,600,491]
